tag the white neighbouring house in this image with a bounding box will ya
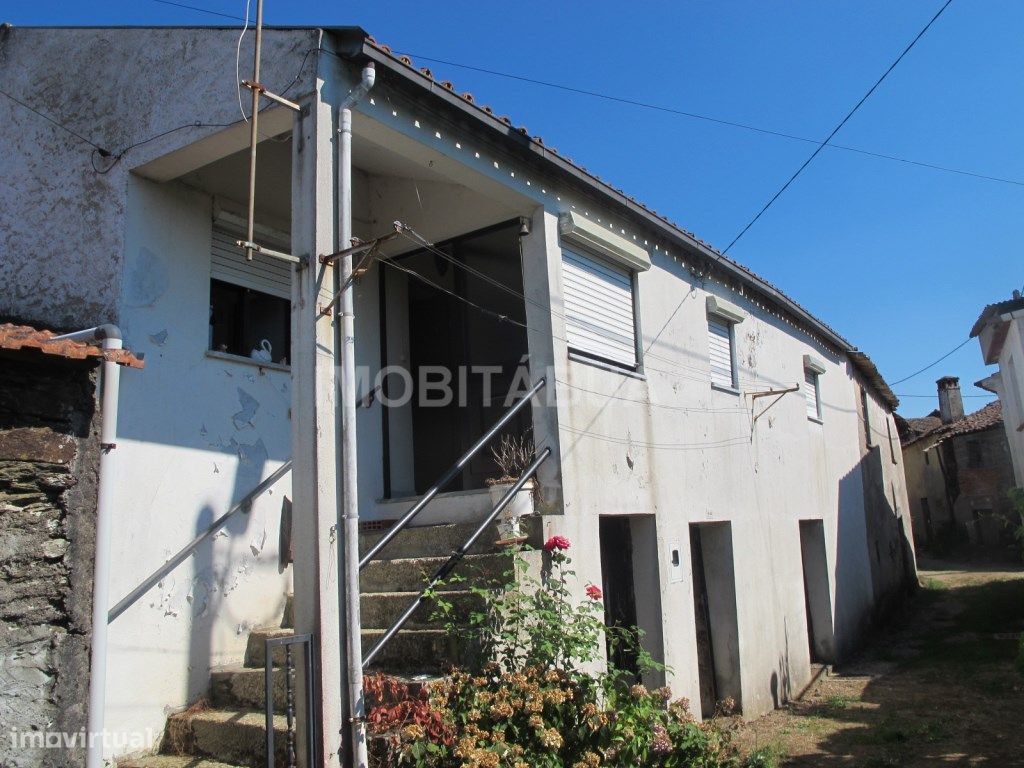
[972,290,1024,487]
[0,25,916,766]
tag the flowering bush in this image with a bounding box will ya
[368,539,754,767]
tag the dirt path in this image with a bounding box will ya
[735,560,1024,767]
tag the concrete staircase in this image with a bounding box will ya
[119,522,508,768]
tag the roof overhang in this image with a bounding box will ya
[328,27,900,408]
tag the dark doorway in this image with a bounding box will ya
[386,221,531,494]
[798,520,836,664]
[599,517,640,679]
[689,522,742,718]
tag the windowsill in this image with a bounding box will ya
[710,382,741,396]
[206,349,290,373]
[807,415,824,425]
[567,350,646,381]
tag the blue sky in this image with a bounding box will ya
[7,1,1022,416]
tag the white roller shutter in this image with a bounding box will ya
[210,223,291,299]
[562,247,637,368]
[708,317,734,388]
[804,369,820,419]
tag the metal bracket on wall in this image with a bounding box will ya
[749,384,800,424]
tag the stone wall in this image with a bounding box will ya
[0,351,99,767]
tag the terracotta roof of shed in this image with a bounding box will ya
[0,323,144,368]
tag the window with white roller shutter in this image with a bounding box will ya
[804,368,821,420]
[208,219,292,365]
[707,317,736,389]
[210,223,291,299]
[561,246,638,369]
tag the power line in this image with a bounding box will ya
[152,0,251,22]
[396,48,1022,190]
[0,87,112,156]
[722,0,955,254]
[896,393,994,398]
[147,0,1021,189]
[889,337,973,385]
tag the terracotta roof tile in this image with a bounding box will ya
[0,323,144,368]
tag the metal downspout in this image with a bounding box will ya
[51,325,123,768]
[338,61,375,768]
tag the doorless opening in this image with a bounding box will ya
[798,519,835,664]
[599,516,665,687]
[689,522,742,718]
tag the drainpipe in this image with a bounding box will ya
[338,61,374,768]
[50,325,123,768]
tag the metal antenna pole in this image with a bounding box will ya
[243,0,264,261]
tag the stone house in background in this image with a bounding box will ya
[1,25,917,766]
[898,376,1017,556]
[971,290,1024,487]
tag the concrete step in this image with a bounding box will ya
[360,589,482,631]
[118,756,246,768]
[244,628,297,669]
[361,628,462,674]
[359,522,501,561]
[163,708,289,768]
[210,666,290,713]
[360,552,512,593]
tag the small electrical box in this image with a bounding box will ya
[668,538,684,583]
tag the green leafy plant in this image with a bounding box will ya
[1009,488,1024,561]
[369,537,761,767]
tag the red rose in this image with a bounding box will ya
[543,535,571,552]
[586,585,603,601]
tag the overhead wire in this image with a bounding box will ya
[145,0,1020,189]
[235,0,253,122]
[888,337,972,385]
[721,0,955,254]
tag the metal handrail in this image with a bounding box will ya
[108,460,293,623]
[359,377,546,569]
[362,446,551,668]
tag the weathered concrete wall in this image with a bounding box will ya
[902,439,954,551]
[0,26,317,330]
[101,175,292,757]
[341,63,917,719]
[997,319,1024,486]
[0,352,99,767]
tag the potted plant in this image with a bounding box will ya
[487,432,536,542]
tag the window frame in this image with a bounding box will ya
[804,367,823,423]
[561,243,643,374]
[208,216,292,367]
[707,314,739,392]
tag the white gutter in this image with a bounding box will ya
[50,325,123,768]
[338,61,374,768]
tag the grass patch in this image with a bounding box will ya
[904,578,1024,679]
[921,577,947,591]
[821,694,854,716]
[744,742,785,768]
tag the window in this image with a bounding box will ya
[886,418,899,464]
[706,296,746,391]
[562,246,638,369]
[708,316,736,389]
[209,221,291,365]
[860,387,872,447]
[802,355,825,421]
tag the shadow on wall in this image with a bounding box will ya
[832,447,917,662]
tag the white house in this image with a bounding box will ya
[972,291,1024,487]
[0,25,916,766]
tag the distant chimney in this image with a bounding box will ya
[937,376,965,424]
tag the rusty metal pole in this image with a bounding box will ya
[243,0,264,260]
